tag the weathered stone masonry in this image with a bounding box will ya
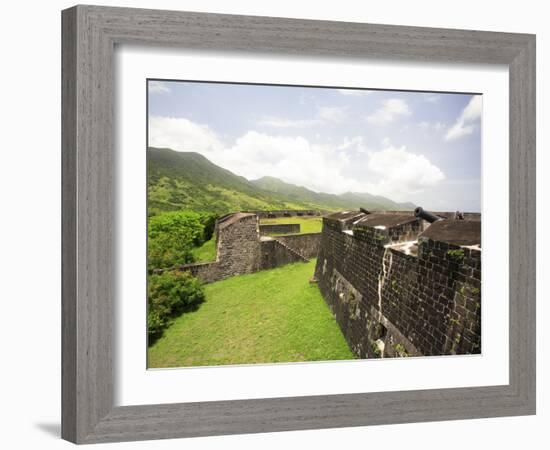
[173,212,321,283]
[273,233,321,260]
[315,210,481,358]
[177,213,261,283]
[243,209,325,219]
[259,223,300,235]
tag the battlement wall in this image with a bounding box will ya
[167,212,321,283]
[315,210,481,358]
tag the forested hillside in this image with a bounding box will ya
[147,147,414,216]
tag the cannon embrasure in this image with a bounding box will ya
[414,206,443,223]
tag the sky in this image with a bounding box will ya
[148,80,482,212]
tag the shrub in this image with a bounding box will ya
[446,248,465,263]
[393,343,409,357]
[148,211,204,270]
[200,213,217,242]
[147,309,166,338]
[147,271,205,340]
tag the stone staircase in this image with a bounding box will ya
[273,238,309,263]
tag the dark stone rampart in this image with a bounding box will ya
[315,210,481,358]
[275,233,321,259]
[259,239,306,270]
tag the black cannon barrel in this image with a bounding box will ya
[414,206,442,223]
[359,207,371,215]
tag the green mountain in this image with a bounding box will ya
[251,176,414,212]
[148,148,321,215]
[147,147,414,216]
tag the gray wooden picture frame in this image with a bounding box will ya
[61,5,536,444]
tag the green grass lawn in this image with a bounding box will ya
[260,216,323,235]
[148,259,355,368]
[191,237,217,262]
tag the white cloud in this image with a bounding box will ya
[336,89,371,96]
[317,106,346,122]
[461,96,483,121]
[258,106,346,128]
[148,81,171,94]
[148,116,223,152]
[366,99,411,125]
[445,96,482,141]
[216,132,362,194]
[148,116,445,200]
[399,125,410,133]
[424,94,441,103]
[337,136,367,153]
[257,117,321,128]
[365,146,445,199]
[445,122,475,141]
[418,121,445,132]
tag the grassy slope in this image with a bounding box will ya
[260,216,323,234]
[191,237,217,262]
[148,260,355,368]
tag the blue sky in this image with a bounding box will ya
[148,80,481,212]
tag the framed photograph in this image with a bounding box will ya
[62,5,536,444]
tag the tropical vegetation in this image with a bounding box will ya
[148,260,355,367]
[147,270,205,340]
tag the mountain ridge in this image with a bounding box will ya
[147,147,414,215]
[250,175,415,212]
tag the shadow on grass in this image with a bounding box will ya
[148,301,204,346]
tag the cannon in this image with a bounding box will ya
[414,206,443,223]
[359,207,371,215]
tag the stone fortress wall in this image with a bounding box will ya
[170,212,321,283]
[243,209,326,219]
[163,207,481,359]
[314,209,481,358]
[259,223,300,235]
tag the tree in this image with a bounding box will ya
[148,211,204,270]
[147,270,205,339]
